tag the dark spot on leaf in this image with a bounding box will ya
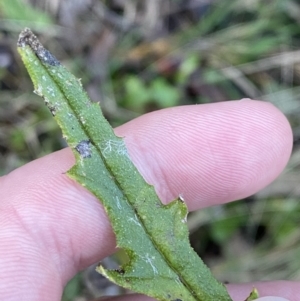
[48,105,56,116]
[36,48,60,66]
[75,140,91,158]
[115,268,125,275]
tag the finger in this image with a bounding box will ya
[115,99,292,209]
[0,100,293,300]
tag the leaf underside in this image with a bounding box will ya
[18,28,234,301]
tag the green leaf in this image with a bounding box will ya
[17,28,235,301]
[245,288,259,301]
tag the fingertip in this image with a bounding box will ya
[245,99,293,149]
[228,99,293,200]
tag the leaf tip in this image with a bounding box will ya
[245,288,259,301]
[18,28,60,66]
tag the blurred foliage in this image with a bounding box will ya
[1,0,300,299]
[123,76,180,112]
[0,0,52,24]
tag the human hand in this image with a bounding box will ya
[0,99,296,301]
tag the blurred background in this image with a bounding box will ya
[1,0,300,300]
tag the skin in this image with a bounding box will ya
[0,99,296,301]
